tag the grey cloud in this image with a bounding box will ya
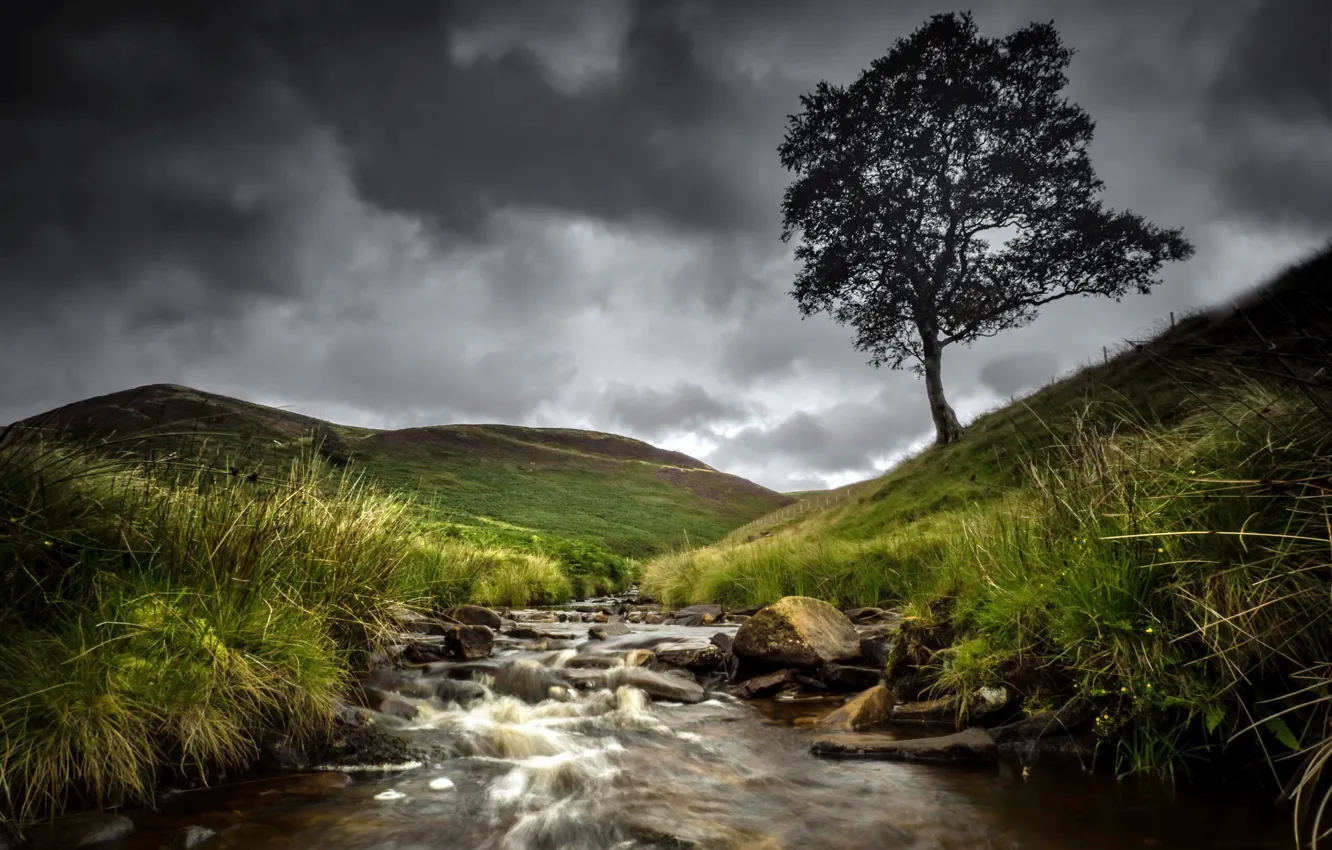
[978,352,1061,398]
[708,390,934,478]
[604,381,751,440]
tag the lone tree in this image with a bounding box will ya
[778,12,1194,445]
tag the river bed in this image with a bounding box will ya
[99,614,1292,850]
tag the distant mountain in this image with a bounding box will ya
[19,384,796,557]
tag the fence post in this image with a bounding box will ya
[1170,311,1175,328]
[1102,346,1108,365]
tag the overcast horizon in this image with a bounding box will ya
[3,0,1329,492]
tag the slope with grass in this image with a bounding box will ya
[644,245,1332,801]
[19,384,793,561]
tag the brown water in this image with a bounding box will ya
[99,615,1293,850]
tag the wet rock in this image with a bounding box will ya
[668,604,724,627]
[794,673,829,691]
[989,703,1093,744]
[439,604,503,629]
[308,716,422,769]
[624,649,655,667]
[645,613,666,624]
[858,633,892,670]
[372,693,420,721]
[607,667,707,703]
[358,669,435,700]
[626,611,645,623]
[505,625,565,640]
[433,678,489,707]
[710,632,734,653]
[564,654,624,669]
[492,661,567,703]
[594,611,610,623]
[733,596,861,669]
[23,812,135,848]
[998,733,1096,761]
[444,624,495,660]
[811,727,997,763]
[735,669,797,699]
[968,686,1015,724]
[285,771,353,796]
[891,695,960,724]
[589,621,631,640]
[429,659,502,679]
[402,640,449,664]
[654,641,723,671]
[167,824,217,849]
[818,684,893,730]
[820,662,884,692]
[523,611,558,622]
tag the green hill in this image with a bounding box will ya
[17,384,793,559]
[644,244,1332,788]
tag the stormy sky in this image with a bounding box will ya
[2,0,1329,492]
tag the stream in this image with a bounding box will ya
[94,605,1291,850]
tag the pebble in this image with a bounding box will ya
[374,789,407,801]
[429,777,456,791]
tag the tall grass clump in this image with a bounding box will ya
[396,539,573,609]
[0,430,424,827]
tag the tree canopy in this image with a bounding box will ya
[778,11,1194,444]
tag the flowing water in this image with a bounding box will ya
[102,612,1293,850]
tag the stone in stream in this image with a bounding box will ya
[810,727,998,763]
[734,668,797,699]
[654,641,724,671]
[433,678,489,707]
[820,662,884,692]
[564,654,624,670]
[968,686,1015,725]
[710,632,734,653]
[890,695,960,724]
[444,624,495,660]
[22,812,135,849]
[857,633,893,670]
[438,604,503,630]
[816,684,892,730]
[504,625,566,640]
[167,825,217,849]
[588,620,631,640]
[988,702,1093,744]
[558,668,609,691]
[492,661,567,703]
[624,648,655,667]
[371,692,420,721]
[667,603,724,627]
[606,666,707,703]
[732,596,861,669]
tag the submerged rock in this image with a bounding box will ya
[167,825,217,850]
[667,604,724,626]
[810,727,997,763]
[820,662,884,692]
[433,678,489,707]
[734,668,797,700]
[732,596,861,669]
[817,684,892,730]
[23,812,134,849]
[439,604,503,629]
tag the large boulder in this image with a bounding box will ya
[817,684,892,730]
[732,596,861,669]
[439,605,503,630]
[810,727,997,763]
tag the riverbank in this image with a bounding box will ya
[9,596,1294,849]
[643,248,1332,799]
[0,430,616,832]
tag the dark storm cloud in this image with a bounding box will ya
[603,381,751,439]
[1197,0,1332,231]
[978,352,1061,398]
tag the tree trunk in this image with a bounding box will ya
[922,334,964,445]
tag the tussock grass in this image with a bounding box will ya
[0,429,576,828]
[643,245,1332,843]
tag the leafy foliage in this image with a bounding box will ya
[778,12,1193,443]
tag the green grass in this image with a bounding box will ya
[643,245,1332,807]
[0,431,583,829]
[18,387,793,565]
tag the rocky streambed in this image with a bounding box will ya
[11,594,1295,849]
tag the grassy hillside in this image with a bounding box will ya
[18,384,793,560]
[644,244,1332,793]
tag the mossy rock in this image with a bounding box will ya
[732,596,860,668]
